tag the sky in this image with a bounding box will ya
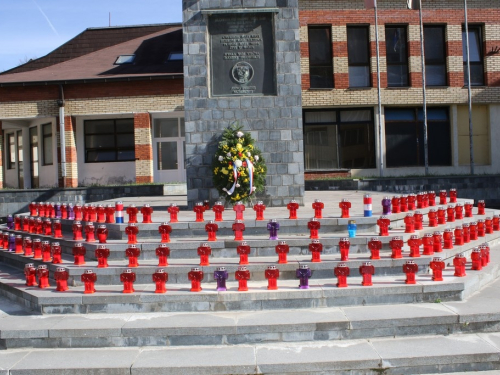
[0,0,183,72]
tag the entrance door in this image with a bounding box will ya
[16,130,24,188]
[29,127,39,188]
[152,118,186,183]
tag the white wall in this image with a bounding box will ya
[75,114,135,186]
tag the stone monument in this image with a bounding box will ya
[183,0,304,207]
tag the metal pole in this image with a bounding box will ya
[375,5,384,177]
[418,1,429,175]
[464,0,474,175]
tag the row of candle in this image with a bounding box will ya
[24,247,490,294]
[12,189,474,229]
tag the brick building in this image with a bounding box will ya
[0,24,184,189]
[0,0,499,193]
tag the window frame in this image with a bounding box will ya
[424,25,447,86]
[385,25,409,87]
[347,25,372,88]
[42,123,53,166]
[84,118,135,163]
[308,25,334,89]
[462,24,484,86]
[303,108,376,171]
[6,133,15,170]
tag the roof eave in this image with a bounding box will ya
[0,74,184,88]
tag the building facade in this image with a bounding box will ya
[0,0,499,200]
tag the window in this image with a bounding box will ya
[304,109,375,170]
[84,119,135,163]
[385,107,451,167]
[424,26,447,86]
[463,25,484,86]
[115,55,135,64]
[6,133,15,169]
[308,26,334,88]
[42,123,53,165]
[347,26,371,87]
[385,26,409,87]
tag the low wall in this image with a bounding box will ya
[0,185,169,218]
[306,175,500,207]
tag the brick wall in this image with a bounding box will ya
[134,113,153,184]
[63,116,78,188]
[299,0,500,103]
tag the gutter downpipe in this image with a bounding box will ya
[58,85,66,186]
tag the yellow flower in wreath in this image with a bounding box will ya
[236,143,243,152]
[221,168,228,175]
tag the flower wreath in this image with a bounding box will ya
[212,124,267,203]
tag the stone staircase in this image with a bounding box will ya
[0,191,499,374]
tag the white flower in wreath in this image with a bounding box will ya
[218,156,224,162]
[254,155,259,161]
[234,160,243,168]
[246,152,251,157]
[236,131,244,138]
[252,187,256,192]
[236,183,241,188]
[227,152,232,158]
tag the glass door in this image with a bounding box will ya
[152,118,186,183]
[29,127,39,188]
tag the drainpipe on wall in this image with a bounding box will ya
[58,85,66,186]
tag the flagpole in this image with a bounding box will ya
[464,0,475,175]
[374,4,384,177]
[418,0,429,175]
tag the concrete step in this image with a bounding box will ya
[0,240,495,285]
[3,215,499,262]
[0,333,499,374]
[1,274,500,349]
[0,248,498,314]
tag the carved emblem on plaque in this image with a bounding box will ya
[232,62,254,84]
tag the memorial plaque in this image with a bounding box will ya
[208,13,276,96]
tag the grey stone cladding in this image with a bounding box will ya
[183,0,304,207]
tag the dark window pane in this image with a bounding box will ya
[310,67,334,88]
[157,142,178,170]
[43,136,53,165]
[347,27,369,64]
[385,107,451,167]
[387,65,409,87]
[424,27,445,61]
[463,30,482,62]
[305,111,336,123]
[154,119,179,138]
[304,125,338,169]
[340,110,371,122]
[348,66,370,87]
[385,109,415,121]
[115,119,134,133]
[424,26,447,86]
[426,65,447,86]
[385,122,419,167]
[7,133,15,169]
[386,27,407,63]
[309,27,334,88]
[339,123,375,168]
[87,151,116,162]
[117,150,135,161]
[309,28,332,65]
[85,135,115,148]
[117,134,135,148]
[85,120,114,134]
